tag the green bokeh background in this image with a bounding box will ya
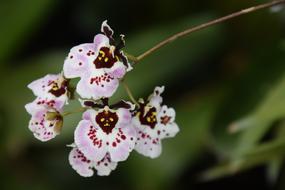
[1,0,285,189]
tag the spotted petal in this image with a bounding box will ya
[76,71,119,99]
[28,74,67,97]
[157,105,179,139]
[25,102,62,142]
[69,147,94,177]
[63,43,96,78]
[94,153,117,176]
[135,128,162,158]
[74,119,108,161]
[107,125,136,162]
[105,60,127,79]
[94,107,136,162]
[27,73,68,110]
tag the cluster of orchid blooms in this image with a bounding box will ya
[25,21,179,177]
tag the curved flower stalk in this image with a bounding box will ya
[132,86,179,158]
[63,20,131,100]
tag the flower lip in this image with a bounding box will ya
[95,107,119,134]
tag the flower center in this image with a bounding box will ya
[95,109,118,134]
[48,80,67,97]
[138,107,157,129]
[93,47,119,69]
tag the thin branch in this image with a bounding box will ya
[135,0,285,62]
[121,80,139,106]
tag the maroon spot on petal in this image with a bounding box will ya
[79,49,82,52]
[130,137,133,141]
[121,135,126,140]
[70,55,73,59]
[104,163,108,166]
[112,142,117,147]
[161,116,172,125]
[79,62,82,66]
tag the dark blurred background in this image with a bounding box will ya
[1,0,285,189]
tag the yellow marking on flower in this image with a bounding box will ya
[99,50,105,57]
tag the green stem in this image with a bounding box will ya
[121,80,139,107]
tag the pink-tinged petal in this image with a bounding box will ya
[28,74,58,97]
[27,74,69,109]
[148,86,165,108]
[69,147,94,177]
[63,43,96,78]
[74,120,108,161]
[116,107,132,128]
[134,129,162,159]
[82,109,96,123]
[94,153,117,176]
[105,61,127,79]
[158,105,175,123]
[76,77,94,99]
[107,126,136,162]
[33,97,66,111]
[76,72,119,99]
[25,101,42,115]
[28,106,61,142]
[93,34,110,52]
[158,122,179,139]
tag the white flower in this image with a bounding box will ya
[74,105,136,162]
[63,20,131,100]
[132,86,179,158]
[27,73,69,111]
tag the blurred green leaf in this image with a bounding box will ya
[0,0,54,64]
[201,138,285,181]
[233,73,285,158]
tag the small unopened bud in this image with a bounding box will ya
[46,111,60,120]
[54,118,63,134]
